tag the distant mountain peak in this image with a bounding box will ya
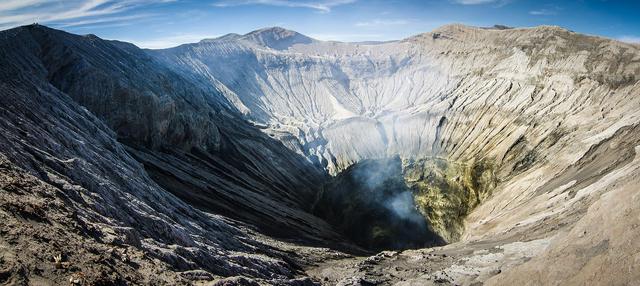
[199,33,242,43]
[217,33,242,40]
[246,26,298,37]
[241,26,315,50]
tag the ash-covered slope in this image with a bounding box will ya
[155,25,640,174]
[5,24,341,241]
[155,25,640,284]
[155,24,640,236]
[0,24,345,285]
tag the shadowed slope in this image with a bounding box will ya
[1,24,342,242]
[0,24,350,284]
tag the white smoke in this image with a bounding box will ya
[352,157,427,227]
[385,191,426,225]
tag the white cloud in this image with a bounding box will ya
[529,9,556,16]
[213,0,356,13]
[0,0,49,11]
[0,0,165,30]
[618,35,640,44]
[529,4,561,16]
[71,21,135,30]
[58,13,152,28]
[355,19,409,27]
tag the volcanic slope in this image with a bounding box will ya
[154,24,640,284]
[0,24,349,285]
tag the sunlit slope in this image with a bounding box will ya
[155,24,640,244]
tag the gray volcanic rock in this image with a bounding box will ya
[154,24,640,284]
[197,27,314,51]
[0,24,344,284]
[242,27,316,50]
[154,24,640,175]
[2,24,341,242]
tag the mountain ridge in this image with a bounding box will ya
[140,23,640,50]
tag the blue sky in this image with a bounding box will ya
[1,0,639,48]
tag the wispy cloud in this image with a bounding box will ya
[56,13,152,28]
[618,35,640,44]
[213,0,356,13]
[70,21,136,30]
[529,9,555,15]
[0,0,164,30]
[529,4,561,16]
[355,19,409,27]
[0,0,49,11]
